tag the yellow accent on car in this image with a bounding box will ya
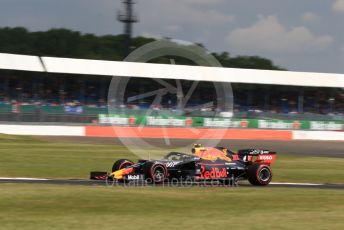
[111,169,125,179]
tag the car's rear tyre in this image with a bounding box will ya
[112,159,134,172]
[144,162,167,184]
[247,164,272,186]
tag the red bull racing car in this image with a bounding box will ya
[90,144,277,186]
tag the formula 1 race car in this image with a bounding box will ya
[90,144,277,186]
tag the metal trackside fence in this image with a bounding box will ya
[0,112,97,123]
[0,104,343,130]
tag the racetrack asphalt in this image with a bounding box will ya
[1,177,343,189]
[37,136,344,158]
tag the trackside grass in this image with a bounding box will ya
[0,134,343,183]
[0,134,343,230]
[0,184,343,230]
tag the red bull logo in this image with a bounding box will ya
[200,166,227,179]
[194,147,232,162]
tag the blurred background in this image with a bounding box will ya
[0,0,343,128]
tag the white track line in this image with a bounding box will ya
[0,177,95,182]
[270,182,323,186]
[0,177,50,181]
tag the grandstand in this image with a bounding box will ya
[0,53,343,125]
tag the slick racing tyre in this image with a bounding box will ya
[112,159,134,172]
[247,164,272,186]
[145,162,167,184]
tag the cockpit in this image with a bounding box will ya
[163,152,196,161]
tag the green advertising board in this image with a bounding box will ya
[98,114,344,131]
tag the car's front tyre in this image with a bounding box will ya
[144,162,167,184]
[112,159,134,172]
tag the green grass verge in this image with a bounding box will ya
[0,134,343,183]
[0,184,343,230]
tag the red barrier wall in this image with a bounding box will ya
[85,126,293,140]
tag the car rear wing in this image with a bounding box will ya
[237,149,277,164]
